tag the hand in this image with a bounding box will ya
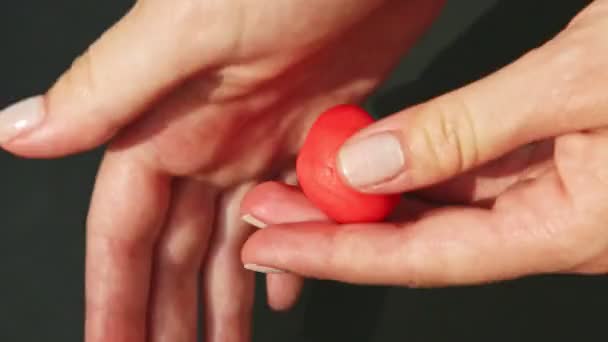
[241,1,608,287]
[0,0,444,341]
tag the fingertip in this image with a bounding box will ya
[3,2,210,159]
[266,274,304,311]
[241,222,338,276]
[240,181,287,217]
[0,94,115,158]
[241,225,297,270]
[0,95,53,158]
[0,96,45,146]
[240,181,329,227]
[240,226,272,262]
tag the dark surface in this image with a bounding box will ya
[1,1,605,342]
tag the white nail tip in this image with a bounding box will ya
[244,264,284,274]
[242,214,267,229]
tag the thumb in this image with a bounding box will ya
[335,34,607,193]
[0,2,224,157]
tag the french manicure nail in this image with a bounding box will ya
[242,214,267,229]
[244,264,285,274]
[337,132,405,188]
[0,96,45,144]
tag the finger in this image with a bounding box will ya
[0,2,221,157]
[242,173,583,286]
[242,181,434,223]
[241,182,329,227]
[85,150,171,342]
[264,273,304,311]
[148,180,216,342]
[416,140,554,205]
[242,182,328,311]
[241,182,437,309]
[202,184,256,342]
[555,129,608,273]
[335,29,608,194]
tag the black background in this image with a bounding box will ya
[1,1,606,341]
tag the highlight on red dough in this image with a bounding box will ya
[296,104,400,223]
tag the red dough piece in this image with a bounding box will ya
[296,104,400,223]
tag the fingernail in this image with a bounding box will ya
[242,214,267,229]
[0,96,45,145]
[337,132,405,188]
[244,264,285,274]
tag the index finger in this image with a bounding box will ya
[242,174,578,287]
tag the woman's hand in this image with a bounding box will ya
[0,1,444,341]
[241,1,608,287]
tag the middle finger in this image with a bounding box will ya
[148,179,216,342]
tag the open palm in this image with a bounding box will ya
[1,1,444,341]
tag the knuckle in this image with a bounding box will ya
[156,228,206,273]
[532,207,605,270]
[52,45,120,137]
[555,134,608,211]
[416,95,480,177]
[566,1,608,33]
[326,229,352,273]
[557,221,606,269]
[167,0,241,60]
[395,247,440,288]
[549,225,589,266]
[546,44,592,95]
[63,47,99,103]
[326,228,383,282]
[554,154,608,267]
[88,231,154,265]
[542,33,608,128]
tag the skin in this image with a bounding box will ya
[241,1,608,287]
[0,0,444,341]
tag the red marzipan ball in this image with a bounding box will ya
[296,104,400,223]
